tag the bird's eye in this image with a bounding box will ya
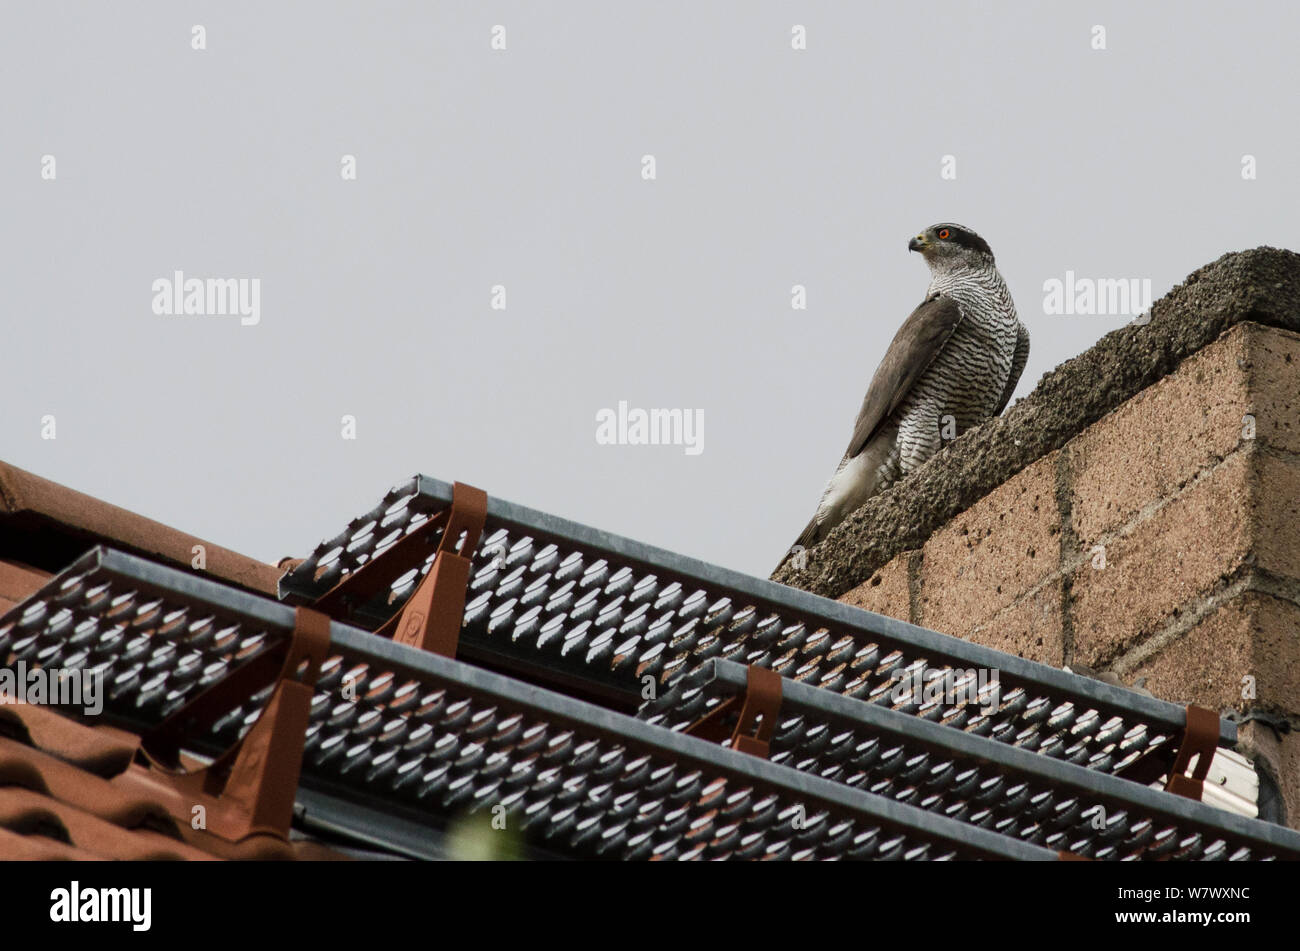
[937,228,951,240]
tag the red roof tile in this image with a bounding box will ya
[0,460,280,595]
[0,704,346,861]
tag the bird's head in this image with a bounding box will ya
[908,223,995,270]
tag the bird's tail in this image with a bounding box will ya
[794,516,822,552]
[773,516,823,574]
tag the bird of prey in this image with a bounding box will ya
[788,223,1028,556]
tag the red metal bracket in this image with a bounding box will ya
[684,665,783,758]
[130,606,331,842]
[1164,705,1220,801]
[372,482,486,656]
[311,482,487,658]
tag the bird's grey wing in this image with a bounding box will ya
[992,320,1030,416]
[845,294,964,458]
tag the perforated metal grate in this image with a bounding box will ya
[279,476,1234,782]
[657,660,1300,861]
[1,548,1062,861]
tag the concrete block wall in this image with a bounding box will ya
[835,321,1300,824]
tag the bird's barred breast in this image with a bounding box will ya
[892,272,1018,475]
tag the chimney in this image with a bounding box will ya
[774,247,1300,826]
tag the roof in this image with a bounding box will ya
[6,471,1294,860]
[0,459,280,596]
[7,546,1051,860]
[771,247,1300,599]
[271,475,1298,859]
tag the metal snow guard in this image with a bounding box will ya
[654,658,1300,860]
[2,547,1062,860]
[277,476,1235,781]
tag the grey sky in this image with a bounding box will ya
[3,2,1298,579]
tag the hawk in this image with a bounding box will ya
[788,223,1028,556]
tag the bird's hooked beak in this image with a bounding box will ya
[908,233,930,253]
